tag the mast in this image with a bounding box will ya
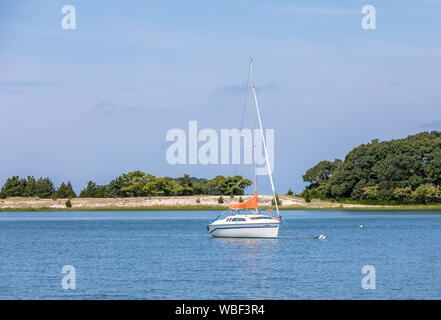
[250,59,258,214]
[250,61,280,216]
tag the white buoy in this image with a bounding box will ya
[360,225,366,228]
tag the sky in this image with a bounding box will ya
[1,0,441,195]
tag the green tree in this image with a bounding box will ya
[35,177,55,198]
[79,181,106,198]
[208,175,252,195]
[302,159,341,189]
[426,149,441,185]
[56,181,76,198]
[0,176,26,197]
[56,183,67,198]
[393,186,415,204]
[175,174,195,195]
[303,190,311,203]
[80,181,95,197]
[118,171,149,197]
[360,185,379,201]
[107,175,127,197]
[424,183,441,203]
[23,176,38,197]
[108,171,181,197]
[271,194,281,206]
[66,182,77,198]
[145,176,178,196]
[302,131,441,203]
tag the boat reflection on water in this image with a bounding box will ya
[210,237,282,276]
[211,237,280,258]
[213,237,279,247]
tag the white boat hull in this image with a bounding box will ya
[208,222,279,238]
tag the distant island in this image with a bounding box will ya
[3,131,441,211]
[1,171,370,211]
[0,173,252,199]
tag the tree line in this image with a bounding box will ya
[301,131,441,204]
[0,171,252,199]
[0,176,76,199]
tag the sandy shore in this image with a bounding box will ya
[0,195,386,211]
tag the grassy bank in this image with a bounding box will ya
[281,205,441,211]
[2,204,441,212]
[2,196,441,212]
[0,205,229,212]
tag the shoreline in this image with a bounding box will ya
[2,207,441,212]
[1,195,441,212]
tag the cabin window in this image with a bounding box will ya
[232,218,246,221]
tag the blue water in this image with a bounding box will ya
[0,210,440,299]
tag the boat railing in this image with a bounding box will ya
[210,208,276,223]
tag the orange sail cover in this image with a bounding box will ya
[229,192,258,210]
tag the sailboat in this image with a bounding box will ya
[207,60,281,238]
